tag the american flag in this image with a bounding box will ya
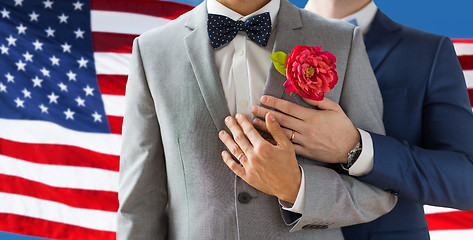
[0,0,471,240]
[0,0,192,239]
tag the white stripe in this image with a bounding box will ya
[464,70,473,89]
[430,229,473,240]
[0,192,116,232]
[91,10,170,35]
[102,94,125,117]
[94,52,131,75]
[0,119,121,155]
[454,43,473,56]
[0,155,118,191]
[424,205,460,214]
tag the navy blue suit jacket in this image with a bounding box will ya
[342,11,473,240]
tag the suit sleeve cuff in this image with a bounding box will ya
[349,129,374,176]
[279,166,305,214]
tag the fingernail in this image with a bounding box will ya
[236,113,242,119]
[268,112,276,121]
[261,96,268,104]
[219,130,225,137]
[251,105,257,113]
[225,116,231,122]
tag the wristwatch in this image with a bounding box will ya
[341,140,362,171]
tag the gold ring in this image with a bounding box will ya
[237,152,245,161]
[290,130,295,142]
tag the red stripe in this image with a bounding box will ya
[0,213,115,240]
[98,74,127,96]
[426,210,473,230]
[458,55,473,70]
[107,115,124,135]
[468,89,473,107]
[453,39,473,44]
[0,174,118,212]
[91,0,193,20]
[0,138,119,171]
[92,32,137,53]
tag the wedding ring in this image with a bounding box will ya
[237,152,245,161]
[290,130,295,142]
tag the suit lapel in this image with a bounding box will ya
[263,0,304,102]
[364,10,402,72]
[184,2,230,132]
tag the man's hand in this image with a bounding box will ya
[251,95,360,164]
[219,112,301,204]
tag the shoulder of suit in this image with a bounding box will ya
[298,8,356,33]
[136,6,196,46]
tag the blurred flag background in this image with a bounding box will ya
[0,0,471,239]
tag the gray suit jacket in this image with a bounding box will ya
[118,1,397,239]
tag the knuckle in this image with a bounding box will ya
[234,132,245,142]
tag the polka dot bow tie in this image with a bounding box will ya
[207,12,272,49]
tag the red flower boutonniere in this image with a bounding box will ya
[270,45,338,101]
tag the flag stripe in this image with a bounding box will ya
[0,193,116,232]
[424,205,460,214]
[0,155,117,192]
[107,116,124,135]
[426,210,473,230]
[429,229,473,239]
[90,0,193,19]
[453,39,473,44]
[454,43,473,56]
[0,174,118,212]
[94,53,131,75]
[0,213,115,240]
[92,32,137,54]
[97,74,128,96]
[102,95,125,117]
[91,10,170,35]
[0,138,118,171]
[465,70,473,88]
[458,55,473,70]
[0,119,121,155]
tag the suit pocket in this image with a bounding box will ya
[369,227,429,240]
[380,87,407,102]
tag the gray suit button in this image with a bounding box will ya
[302,224,328,230]
[238,192,251,204]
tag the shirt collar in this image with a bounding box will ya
[207,0,280,28]
[342,1,378,35]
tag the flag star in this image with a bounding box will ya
[45,27,55,37]
[75,96,85,107]
[50,55,60,66]
[74,28,85,38]
[83,85,94,96]
[58,82,68,92]
[23,51,34,62]
[66,70,76,81]
[1,8,10,18]
[47,92,59,104]
[73,1,84,10]
[77,57,88,68]
[0,44,8,55]
[17,24,27,34]
[32,40,43,50]
[6,35,17,46]
[22,88,32,98]
[43,0,54,9]
[61,42,71,53]
[58,13,69,23]
[64,108,75,120]
[92,111,102,122]
[29,11,40,22]
[40,67,50,77]
[14,0,24,6]
[16,60,26,71]
[39,104,48,113]
[14,97,25,108]
[5,73,14,83]
[32,76,43,87]
[0,83,6,93]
